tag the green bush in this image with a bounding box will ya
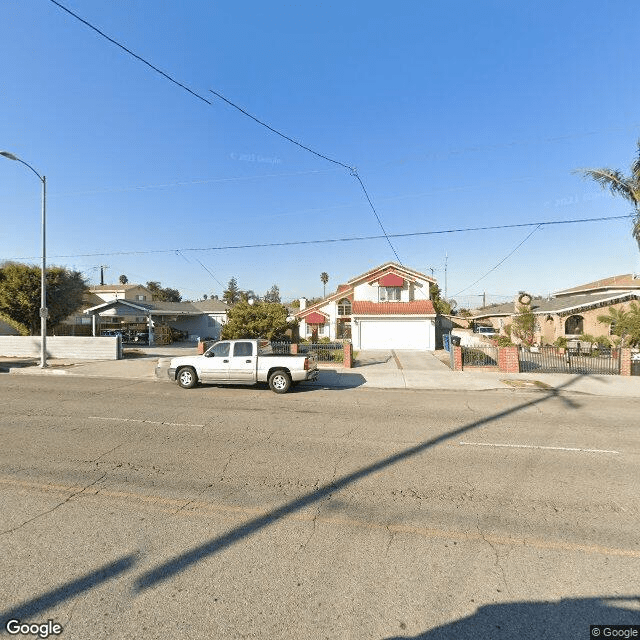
[554,336,568,348]
[578,333,597,344]
[331,351,344,363]
[495,335,514,347]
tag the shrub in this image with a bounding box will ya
[331,351,344,363]
[495,335,514,347]
[554,336,568,348]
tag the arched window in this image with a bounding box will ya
[565,315,584,335]
[337,298,352,316]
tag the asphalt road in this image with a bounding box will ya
[1,376,639,639]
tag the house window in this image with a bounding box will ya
[207,317,214,327]
[565,315,584,335]
[75,317,91,325]
[379,286,401,302]
[337,298,352,316]
[136,295,147,301]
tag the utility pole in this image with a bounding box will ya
[100,265,109,285]
[483,291,486,307]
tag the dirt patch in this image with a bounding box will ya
[501,378,552,390]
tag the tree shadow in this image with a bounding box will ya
[133,377,583,592]
[0,553,137,627]
[385,595,640,639]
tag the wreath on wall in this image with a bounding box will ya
[518,293,532,305]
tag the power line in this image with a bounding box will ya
[47,0,402,263]
[10,214,632,260]
[48,0,212,106]
[207,89,401,262]
[452,225,543,297]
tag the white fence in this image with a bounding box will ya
[0,336,121,360]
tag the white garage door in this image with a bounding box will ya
[359,319,431,350]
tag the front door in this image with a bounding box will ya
[228,341,256,382]
[200,341,231,381]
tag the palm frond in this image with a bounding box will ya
[578,168,637,204]
[632,138,640,184]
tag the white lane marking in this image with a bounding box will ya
[89,416,204,428]
[459,441,620,454]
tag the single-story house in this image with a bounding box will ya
[83,298,229,344]
[470,273,640,344]
[295,262,437,350]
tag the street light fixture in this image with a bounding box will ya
[0,151,48,368]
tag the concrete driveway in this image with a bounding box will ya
[355,349,450,372]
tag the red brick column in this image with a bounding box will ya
[290,343,298,354]
[452,345,463,371]
[343,342,353,368]
[620,348,631,376]
[498,346,520,373]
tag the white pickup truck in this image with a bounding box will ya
[167,339,318,393]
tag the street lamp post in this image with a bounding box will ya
[1,151,48,368]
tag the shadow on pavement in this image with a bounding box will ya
[385,595,640,639]
[133,377,582,591]
[0,376,590,622]
[0,554,137,627]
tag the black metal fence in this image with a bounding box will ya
[299,342,345,363]
[461,345,498,367]
[519,346,621,375]
[270,341,346,363]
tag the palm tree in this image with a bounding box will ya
[320,272,329,297]
[597,302,640,347]
[577,139,640,248]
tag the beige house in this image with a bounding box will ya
[471,274,640,345]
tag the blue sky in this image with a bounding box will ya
[1,1,639,308]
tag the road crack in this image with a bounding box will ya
[0,472,108,536]
[476,517,510,596]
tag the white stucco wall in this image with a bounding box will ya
[0,336,121,359]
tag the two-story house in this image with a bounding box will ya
[295,263,437,350]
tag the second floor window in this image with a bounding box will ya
[379,286,401,302]
[337,298,352,315]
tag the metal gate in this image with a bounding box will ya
[461,345,498,367]
[518,346,621,375]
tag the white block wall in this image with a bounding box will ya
[0,336,121,360]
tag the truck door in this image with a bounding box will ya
[200,341,231,381]
[228,341,256,382]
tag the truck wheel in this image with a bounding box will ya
[268,370,291,394]
[177,366,198,389]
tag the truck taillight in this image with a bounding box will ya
[304,357,309,370]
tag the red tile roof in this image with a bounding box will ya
[352,301,435,315]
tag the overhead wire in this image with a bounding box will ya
[47,0,401,263]
[9,214,633,260]
[452,225,543,297]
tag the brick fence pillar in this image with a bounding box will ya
[290,343,298,355]
[498,346,520,373]
[343,342,353,368]
[452,345,463,371]
[620,348,631,376]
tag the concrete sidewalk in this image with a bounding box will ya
[2,347,639,397]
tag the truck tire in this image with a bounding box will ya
[268,370,291,394]
[177,366,198,389]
